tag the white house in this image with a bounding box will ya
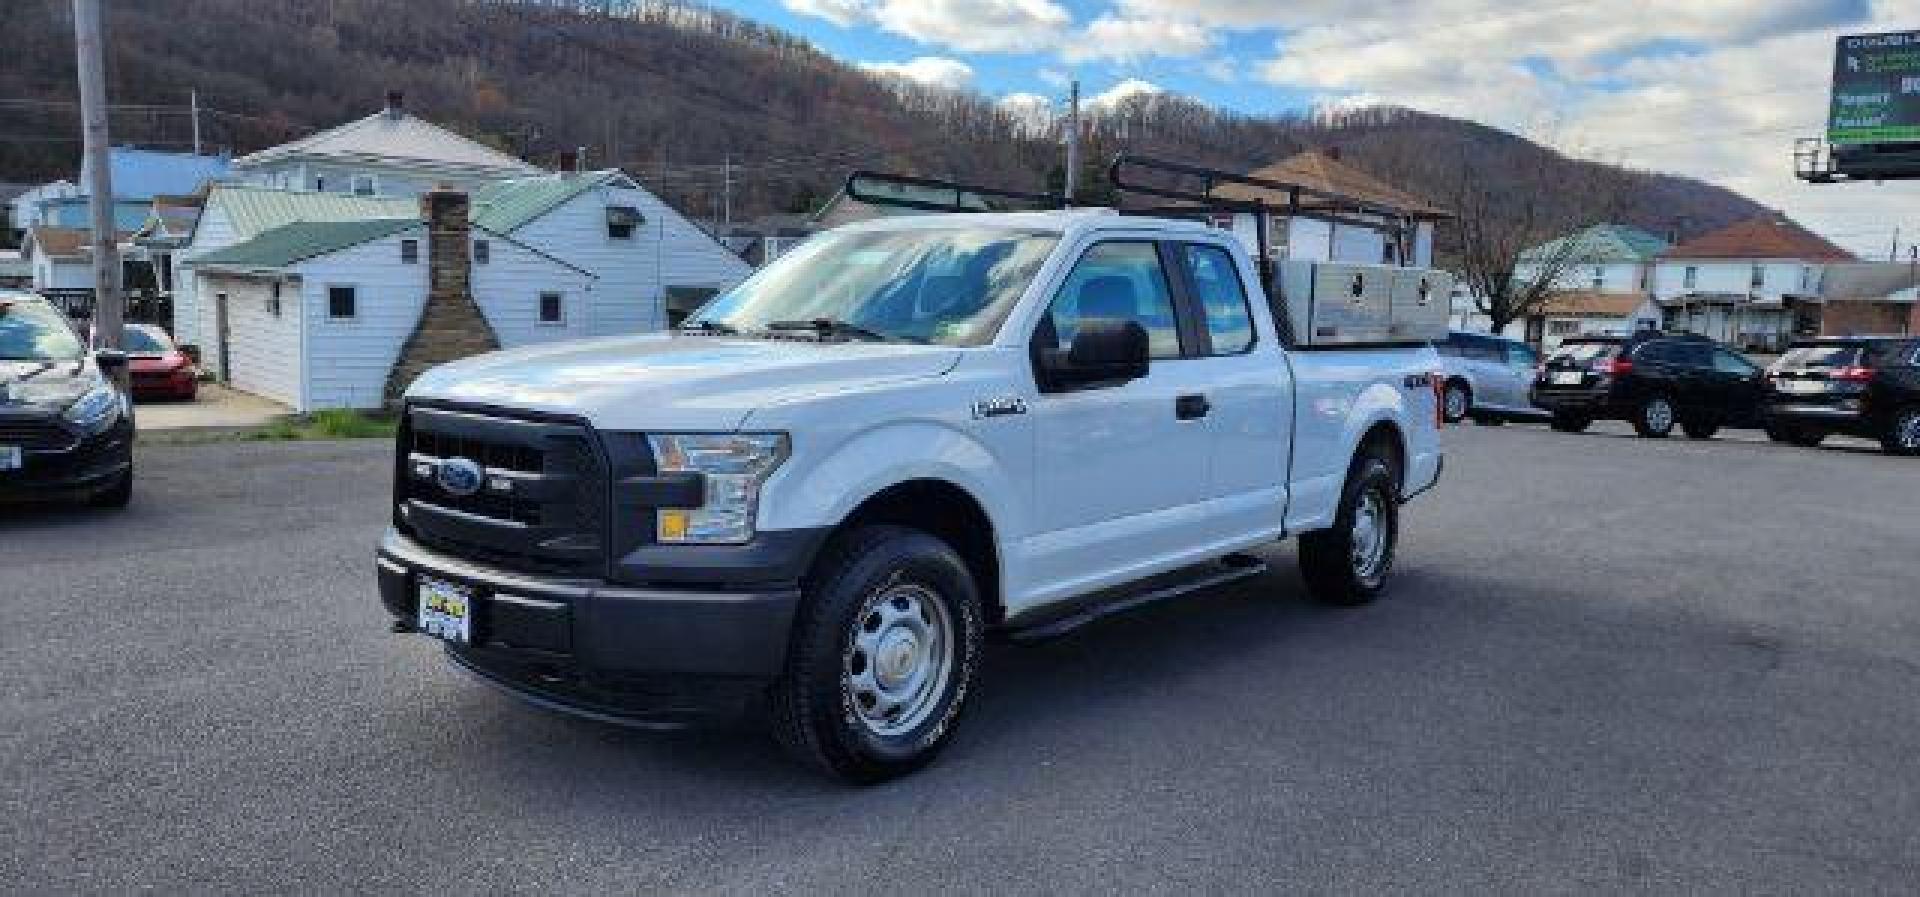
[230,92,541,198]
[1208,150,1446,268]
[1652,217,1854,351]
[185,202,595,411]
[1513,223,1669,295]
[8,180,79,237]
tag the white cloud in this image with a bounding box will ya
[1038,68,1070,89]
[998,92,1056,135]
[780,0,867,28]
[1199,57,1238,83]
[1061,16,1214,63]
[788,0,1071,53]
[859,56,976,91]
[1085,78,1166,112]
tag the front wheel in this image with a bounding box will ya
[88,466,133,509]
[1299,454,1399,606]
[769,525,983,784]
[1882,406,1920,456]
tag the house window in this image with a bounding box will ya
[1548,319,1581,336]
[606,205,642,240]
[328,286,357,319]
[1592,266,1605,289]
[266,281,282,317]
[313,175,326,192]
[538,292,564,324]
[400,239,418,264]
[1750,265,1765,289]
[1800,266,1813,291]
[473,239,490,265]
[351,175,377,197]
[1683,266,1698,289]
[1382,241,1398,264]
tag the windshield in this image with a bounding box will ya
[122,327,172,355]
[0,300,85,361]
[687,228,1059,346]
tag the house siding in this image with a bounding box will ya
[506,183,751,333]
[176,203,242,346]
[471,238,597,346]
[296,231,432,410]
[1652,260,1816,301]
[200,274,302,408]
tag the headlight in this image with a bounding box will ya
[647,433,789,544]
[63,383,124,434]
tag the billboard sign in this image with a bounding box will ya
[1828,30,1920,144]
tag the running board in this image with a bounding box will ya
[1004,554,1268,642]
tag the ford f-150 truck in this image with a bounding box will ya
[377,204,1445,782]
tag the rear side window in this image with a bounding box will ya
[1178,243,1253,354]
[1712,349,1757,375]
[1551,342,1619,364]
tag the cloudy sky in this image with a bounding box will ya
[716,0,1917,259]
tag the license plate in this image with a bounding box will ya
[1775,379,1823,394]
[417,577,473,644]
[1551,371,1585,385]
[0,446,19,471]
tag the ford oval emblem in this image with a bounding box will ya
[436,457,485,497]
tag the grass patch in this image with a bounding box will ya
[249,409,398,441]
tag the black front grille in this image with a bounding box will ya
[398,405,608,576]
[0,417,76,451]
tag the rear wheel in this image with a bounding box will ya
[769,525,983,784]
[1441,381,1471,423]
[1299,453,1399,607]
[1633,395,1676,438]
[1766,422,1826,447]
[1681,419,1719,439]
[1549,412,1591,433]
[1882,406,1920,456]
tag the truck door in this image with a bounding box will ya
[1026,241,1216,591]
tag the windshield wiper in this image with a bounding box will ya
[678,319,738,335]
[766,318,891,342]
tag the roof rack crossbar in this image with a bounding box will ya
[1108,154,1447,224]
[844,170,1066,214]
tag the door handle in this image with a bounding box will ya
[1176,394,1210,420]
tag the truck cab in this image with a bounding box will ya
[378,200,1445,782]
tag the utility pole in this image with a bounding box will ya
[74,0,123,357]
[722,154,732,228]
[1063,80,1080,204]
[190,88,202,155]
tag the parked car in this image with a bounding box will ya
[1531,331,1766,438]
[121,324,198,401]
[1763,337,1920,456]
[1433,330,1543,424]
[376,209,1446,782]
[0,294,135,507]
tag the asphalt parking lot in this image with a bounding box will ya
[3,424,1917,893]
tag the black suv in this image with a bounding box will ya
[1532,331,1766,438]
[1763,337,1920,456]
[0,294,135,507]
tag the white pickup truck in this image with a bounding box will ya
[377,208,1444,782]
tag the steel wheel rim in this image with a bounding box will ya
[1647,399,1673,432]
[1900,412,1920,450]
[844,582,954,737]
[1445,387,1467,420]
[1350,486,1391,582]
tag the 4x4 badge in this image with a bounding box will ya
[971,396,1028,419]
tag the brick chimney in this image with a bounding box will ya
[382,188,499,406]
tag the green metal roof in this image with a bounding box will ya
[190,219,419,269]
[214,185,416,239]
[471,171,624,233]
[1521,224,1670,263]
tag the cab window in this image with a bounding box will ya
[1037,241,1184,359]
[1178,243,1253,354]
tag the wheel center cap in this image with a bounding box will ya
[875,632,920,688]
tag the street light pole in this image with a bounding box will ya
[73,0,123,360]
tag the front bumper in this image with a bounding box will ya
[0,418,133,503]
[376,528,804,725]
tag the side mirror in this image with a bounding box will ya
[179,344,202,365]
[94,348,128,371]
[1040,318,1149,391]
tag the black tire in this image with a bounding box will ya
[1681,419,1719,440]
[769,524,984,784]
[1882,406,1920,456]
[87,466,133,509]
[1441,381,1471,423]
[1299,453,1399,607]
[1632,395,1676,438]
[1765,422,1826,447]
[1549,412,1591,433]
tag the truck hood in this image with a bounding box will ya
[405,333,963,431]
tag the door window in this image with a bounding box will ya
[1178,243,1254,354]
[1504,342,1538,370]
[1711,349,1757,375]
[1039,241,1184,359]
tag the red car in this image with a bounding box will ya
[121,324,198,400]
